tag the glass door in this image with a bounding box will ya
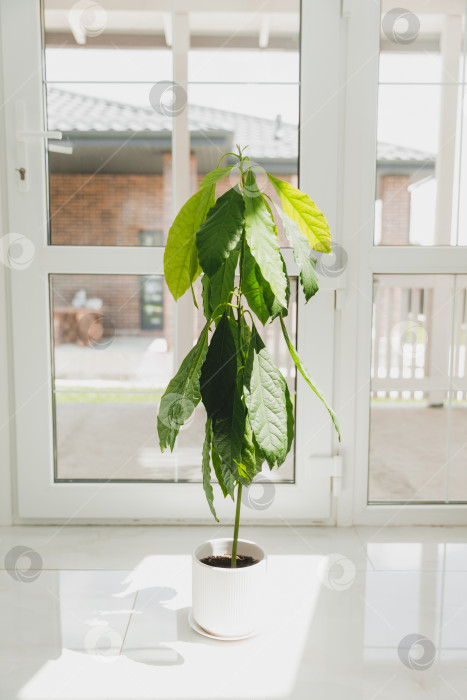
[345,0,467,524]
[1,0,340,521]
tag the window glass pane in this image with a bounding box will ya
[376,84,462,247]
[189,48,299,84]
[44,1,300,247]
[52,274,297,483]
[187,4,299,83]
[456,92,467,245]
[46,83,171,246]
[379,5,464,83]
[52,274,171,389]
[369,395,451,502]
[379,53,443,84]
[188,82,299,134]
[368,273,467,503]
[43,1,172,82]
[376,3,466,246]
[51,273,177,481]
[45,1,300,485]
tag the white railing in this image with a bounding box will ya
[371,274,467,401]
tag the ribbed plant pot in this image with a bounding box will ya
[192,538,267,638]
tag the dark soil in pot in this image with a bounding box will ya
[200,554,258,568]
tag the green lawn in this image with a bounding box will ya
[54,389,164,404]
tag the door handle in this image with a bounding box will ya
[14,101,62,192]
[17,130,62,141]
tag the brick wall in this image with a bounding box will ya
[50,173,167,247]
[380,175,411,246]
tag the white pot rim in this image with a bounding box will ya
[192,537,266,572]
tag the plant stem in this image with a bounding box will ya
[232,212,246,569]
[231,483,243,568]
[237,233,246,363]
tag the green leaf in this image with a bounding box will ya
[243,244,288,322]
[201,275,212,320]
[201,312,246,494]
[212,413,239,498]
[243,325,289,468]
[196,187,245,277]
[210,248,239,312]
[280,317,341,441]
[202,419,218,521]
[213,433,237,497]
[243,172,288,309]
[212,444,229,498]
[200,311,237,419]
[212,382,245,496]
[253,433,266,474]
[280,374,294,457]
[267,173,331,254]
[190,283,199,310]
[236,415,258,483]
[157,320,210,451]
[164,186,215,300]
[242,242,272,325]
[200,165,236,189]
[232,378,246,441]
[270,252,290,320]
[277,208,319,302]
[240,314,251,353]
[227,308,251,368]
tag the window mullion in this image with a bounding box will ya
[171,8,193,368]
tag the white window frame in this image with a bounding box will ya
[0,0,342,524]
[336,0,467,526]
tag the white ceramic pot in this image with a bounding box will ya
[192,538,267,638]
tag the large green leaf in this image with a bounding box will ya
[201,312,246,494]
[210,248,239,312]
[200,165,236,189]
[196,187,245,277]
[200,311,237,419]
[164,186,215,300]
[280,317,341,441]
[212,379,245,478]
[268,174,331,253]
[277,208,319,303]
[157,320,210,451]
[212,366,246,495]
[243,325,289,468]
[202,419,218,521]
[242,242,273,325]
[243,172,288,309]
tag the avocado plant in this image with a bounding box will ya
[157,147,340,567]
